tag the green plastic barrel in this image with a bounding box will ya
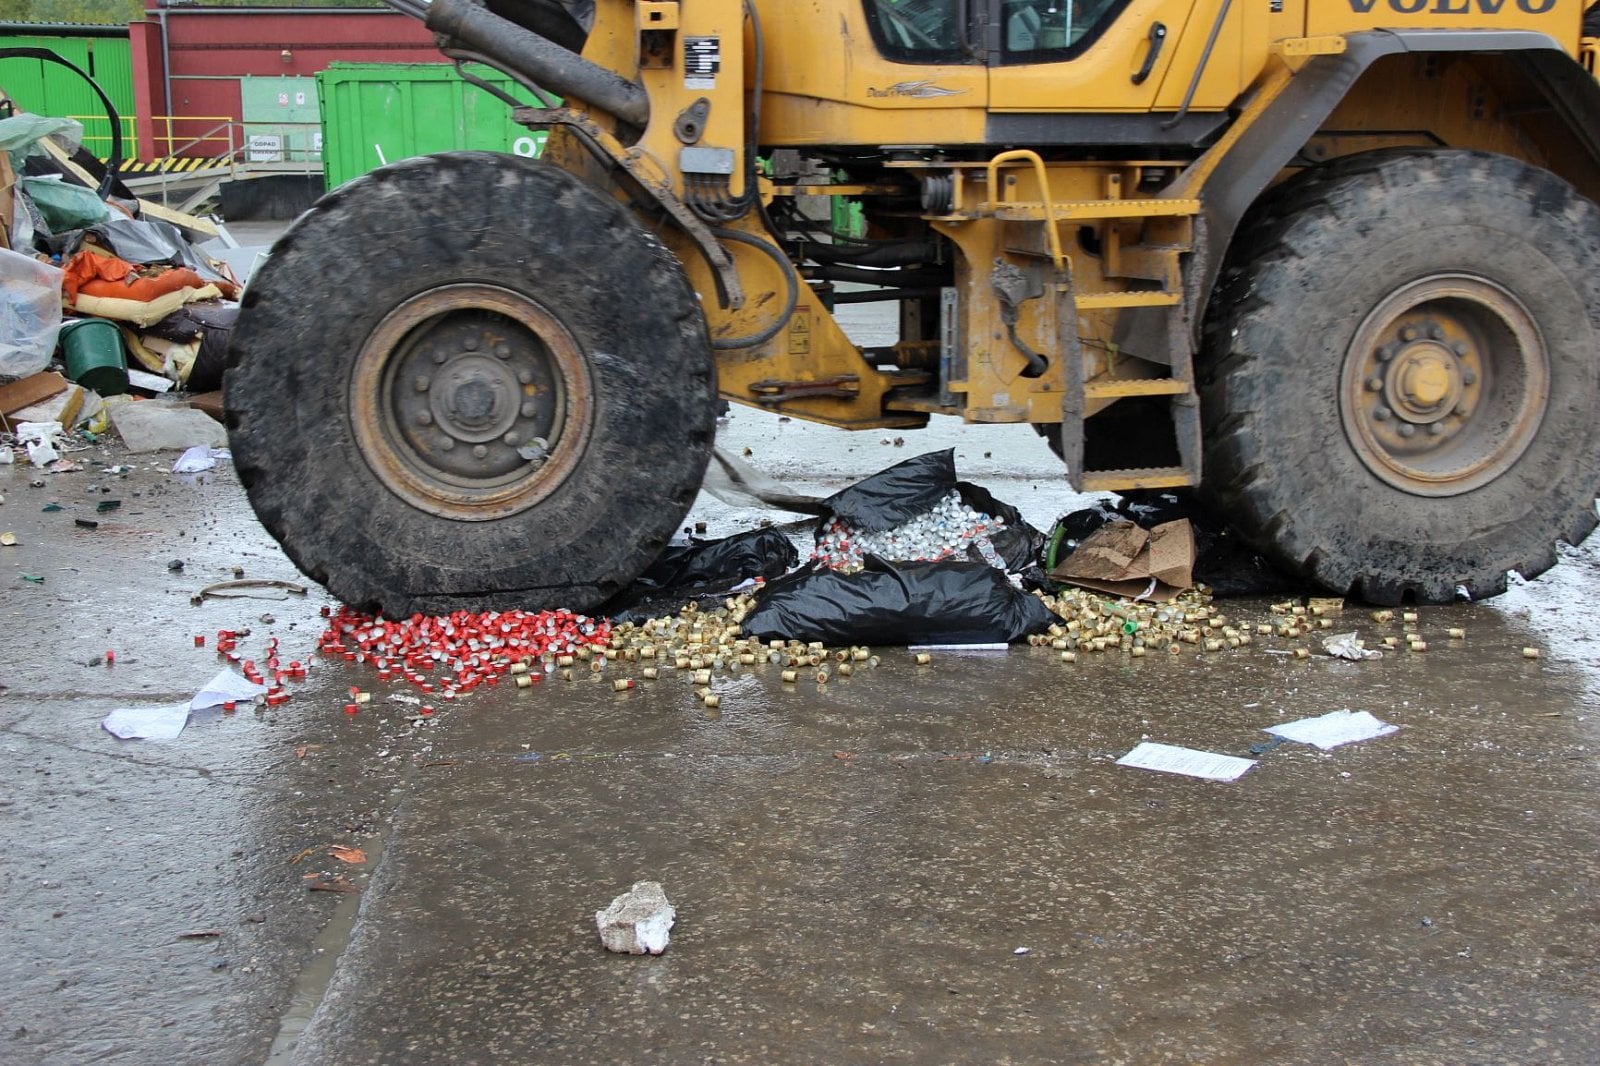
[59,318,128,397]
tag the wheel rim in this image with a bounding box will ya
[1340,274,1548,498]
[351,284,594,521]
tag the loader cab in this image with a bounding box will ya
[860,0,1134,64]
[859,0,1265,126]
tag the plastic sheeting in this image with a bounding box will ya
[742,558,1056,646]
[818,448,957,532]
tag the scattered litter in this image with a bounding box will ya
[197,578,308,601]
[1116,742,1256,782]
[327,846,367,865]
[189,668,267,711]
[171,445,229,474]
[1322,632,1382,661]
[20,574,43,584]
[908,642,1009,653]
[1265,709,1398,750]
[0,532,15,546]
[176,930,223,940]
[16,421,64,466]
[102,703,190,741]
[1013,946,1031,956]
[307,874,359,894]
[596,881,675,955]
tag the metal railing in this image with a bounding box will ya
[68,114,324,165]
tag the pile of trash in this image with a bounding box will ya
[0,109,239,459]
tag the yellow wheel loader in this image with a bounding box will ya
[226,0,1600,614]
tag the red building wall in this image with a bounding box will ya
[132,2,440,161]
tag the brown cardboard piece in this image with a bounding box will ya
[0,371,70,418]
[1049,518,1196,601]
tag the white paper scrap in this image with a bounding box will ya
[103,703,190,740]
[1266,709,1398,751]
[190,668,267,711]
[1116,741,1256,782]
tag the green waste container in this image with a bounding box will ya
[60,317,128,397]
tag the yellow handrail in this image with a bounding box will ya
[984,148,1066,271]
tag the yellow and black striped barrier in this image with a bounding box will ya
[103,157,230,175]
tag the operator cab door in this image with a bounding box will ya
[984,0,1261,136]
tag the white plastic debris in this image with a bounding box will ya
[596,881,675,955]
[1266,709,1398,751]
[1321,631,1382,661]
[17,421,63,465]
[103,703,190,740]
[189,668,267,711]
[171,445,230,474]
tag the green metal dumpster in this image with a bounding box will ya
[316,62,551,190]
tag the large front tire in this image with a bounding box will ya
[1199,150,1600,604]
[226,152,716,617]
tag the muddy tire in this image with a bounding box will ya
[1199,149,1600,604]
[226,152,715,617]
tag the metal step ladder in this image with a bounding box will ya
[980,150,1203,493]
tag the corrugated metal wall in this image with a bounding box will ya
[0,35,138,157]
[318,63,548,190]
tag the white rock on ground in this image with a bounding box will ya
[595,881,675,955]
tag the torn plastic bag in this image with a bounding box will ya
[604,527,799,623]
[819,448,956,532]
[742,558,1056,646]
[0,247,64,377]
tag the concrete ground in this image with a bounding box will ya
[1,406,1596,1065]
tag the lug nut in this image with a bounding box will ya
[438,436,455,450]
[1400,325,1417,342]
[472,444,488,458]
[1397,423,1416,438]
[1366,376,1383,391]
[1374,406,1392,421]
[521,402,538,418]
[1377,344,1397,362]
[1427,422,1445,436]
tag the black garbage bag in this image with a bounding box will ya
[603,527,799,623]
[742,557,1056,646]
[819,448,956,532]
[146,302,238,392]
[955,480,1045,573]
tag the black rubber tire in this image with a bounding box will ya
[225,152,715,617]
[1198,149,1600,604]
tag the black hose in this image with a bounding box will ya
[708,226,800,351]
[0,47,122,197]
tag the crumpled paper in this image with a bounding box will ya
[1322,631,1382,661]
[17,421,64,465]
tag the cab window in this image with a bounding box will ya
[999,0,1130,61]
[861,0,969,64]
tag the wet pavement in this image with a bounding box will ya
[2,413,1597,1064]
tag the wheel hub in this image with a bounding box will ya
[351,285,591,521]
[1341,275,1547,497]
